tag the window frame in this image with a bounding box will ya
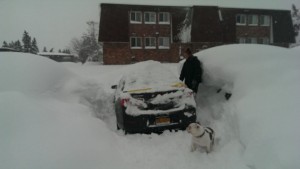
[144,12,156,24]
[158,12,170,24]
[130,37,142,49]
[248,15,258,26]
[144,37,156,49]
[130,11,142,24]
[237,37,246,43]
[158,37,170,49]
[258,37,270,44]
[236,14,247,26]
[245,37,257,44]
[260,15,270,26]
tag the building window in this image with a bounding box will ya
[159,12,170,24]
[130,37,142,49]
[130,11,142,23]
[245,37,257,44]
[236,14,246,25]
[237,37,246,43]
[248,15,258,25]
[158,37,170,49]
[260,15,270,26]
[144,12,156,24]
[258,37,270,44]
[145,37,156,49]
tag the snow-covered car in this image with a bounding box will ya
[111,61,196,133]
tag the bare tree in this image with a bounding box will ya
[70,21,102,64]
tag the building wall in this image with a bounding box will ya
[103,42,225,64]
[103,42,182,64]
[103,43,131,64]
[236,26,270,39]
[100,4,295,65]
[130,24,171,37]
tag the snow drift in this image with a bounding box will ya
[0,52,72,94]
[1,44,299,169]
[195,44,300,169]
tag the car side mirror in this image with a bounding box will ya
[111,85,117,89]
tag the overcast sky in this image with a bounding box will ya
[0,0,299,52]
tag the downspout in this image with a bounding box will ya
[170,13,173,44]
[270,16,274,44]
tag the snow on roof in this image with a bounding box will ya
[38,52,73,56]
[101,0,291,11]
[0,47,17,51]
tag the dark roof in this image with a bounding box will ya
[191,6,223,42]
[271,10,295,43]
[99,4,130,42]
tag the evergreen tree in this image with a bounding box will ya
[65,49,71,54]
[2,41,8,47]
[58,49,62,53]
[43,47,47,52]
[292,4,300,36]
[22,31,31,53]
[292,4,299,18]
[8,41,16,49]
[15,40,22,51]
[62,49,71,54]
[49,48,54,52]
[31,38,39,54]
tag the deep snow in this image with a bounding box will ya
[0,44,299,169]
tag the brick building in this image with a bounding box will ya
[99,3,295,64]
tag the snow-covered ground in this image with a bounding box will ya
[0,44,299,169]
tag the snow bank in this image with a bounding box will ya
[0,52,72,94]
[2,47,299,169]
[0,91,119,169]
[0,52,247,169]
[0,52,118,169]
[195,44,300,169]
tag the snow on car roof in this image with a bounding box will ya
[122,60,181,92]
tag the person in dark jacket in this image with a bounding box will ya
[180,48,203,93]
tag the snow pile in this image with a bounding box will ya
[291,45,300,52]
[195,44,300,169]
[178,10,192,43]
[179,24,191,43]
[121,60,180,92]
[0,52,117,169]
[0,52,72,94]
[0,91,118,169]
[1,45,300,169]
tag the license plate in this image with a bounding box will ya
[155,117,170,125]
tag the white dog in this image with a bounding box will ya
[187,122,215,153]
